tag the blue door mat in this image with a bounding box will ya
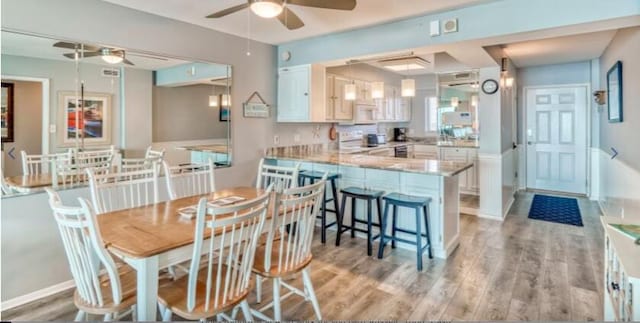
[528,194,583,227]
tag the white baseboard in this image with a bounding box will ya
[502,196,515,219]
[1,279,75,311]
[476,212,505,221]
[460,206,478,216]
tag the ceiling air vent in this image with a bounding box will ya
[454,72,471,80]
[101,68,121,78]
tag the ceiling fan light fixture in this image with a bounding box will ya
[250,0,283,18]
[100,48,124,64]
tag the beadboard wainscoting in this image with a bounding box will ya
[1,179,175,310]
[478,149,517,221]
[597,148,640,221]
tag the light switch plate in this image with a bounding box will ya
[430,20,440,36]
[49,124,56,133]
[273,135,280,145]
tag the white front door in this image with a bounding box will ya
[526,86,588,194]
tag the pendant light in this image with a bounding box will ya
[371,81,384,99]
[401,79,415,97]
[344,83,356,101]
[221,94,231,107]
[209,95,218,107]
[401,63,415,97]
[344,62,356,101]
[451,96,459,108]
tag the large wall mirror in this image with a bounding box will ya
[0,30,232,196]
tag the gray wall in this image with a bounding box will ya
[516,60,593,144]
[599,26,640,171]
[152,84,228,142]
[1,80,43,177]
[122,67,153,157]
[0,54,122,153]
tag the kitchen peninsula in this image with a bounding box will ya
[265,146,473,259]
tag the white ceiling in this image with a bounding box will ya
[101,0,492,44]
[502,30,617,67]
[1,31,189,70]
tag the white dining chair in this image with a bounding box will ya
[87,165,159,214]
[156,185,273,322]
[145,146,165,160]
[52,153,110,189]
[120,157,162,173]
[163,160,216,200]
[251,178,326,321]
[256,158,300,193]
[0,166,15,195]
[45,187,137,321]
[21,151,71,175]
[72,146,116,168]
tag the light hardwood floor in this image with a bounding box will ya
[1,191,604,321]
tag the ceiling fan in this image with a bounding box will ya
[53,42,168,66]
[207,0,357,30]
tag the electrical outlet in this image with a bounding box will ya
[294,134,301,143]
[49,124,56,133]
[273,135,280,145]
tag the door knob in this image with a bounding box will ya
[527,141,534,145]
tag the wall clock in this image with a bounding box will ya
[481,79,499,94]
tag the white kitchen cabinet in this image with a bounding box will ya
[413,144,439,160]
[603,216,640,321]
[368,147,395,157]
[326,74,353,121]
[440,147,479,194]
[277,64,326,122]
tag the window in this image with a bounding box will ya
[425,96,438,132]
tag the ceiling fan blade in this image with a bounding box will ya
[62,51,101,59]
[286,0,356,10]
[277,7,304,30]
[122,58,135,66]
[53,41,100,52]
[206,3,250,18]
[80,52,102,58]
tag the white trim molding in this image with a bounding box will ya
[590,147,600,201]
[1,279,75,311]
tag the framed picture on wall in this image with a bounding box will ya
[219,94,230,122]
[1,82,14,143]
[607,60,623,123]
[57,91,112,146]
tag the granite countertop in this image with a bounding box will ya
[339,142,414,154]
[178,145,230,154]
[266,150,473,177]
[407,139,480,148]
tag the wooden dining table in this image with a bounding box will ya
[4,174,58,192]
[97,187,266,321]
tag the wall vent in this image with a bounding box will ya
[454,72,471,80]
[101,68,120,78]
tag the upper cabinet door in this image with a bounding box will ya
[277,65,310,122]
[332,77,353,120]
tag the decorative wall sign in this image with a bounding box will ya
[607,60,623,123]
[243,91,270,118]
[58,91,112,146]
